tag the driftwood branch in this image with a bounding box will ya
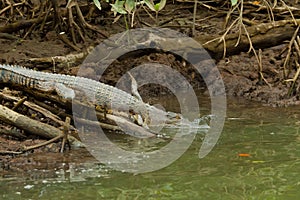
[0,91,66,126]
[0,124,26,138]
[22,117,72,152]
[0,104,83,147]
[2,87,156,138]
[74,100,157,138]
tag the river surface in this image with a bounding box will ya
[1,96,300,199]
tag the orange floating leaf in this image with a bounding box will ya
[238,153,250,157]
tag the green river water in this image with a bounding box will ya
[1,97,300,199]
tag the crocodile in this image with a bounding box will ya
[0,64,181,132]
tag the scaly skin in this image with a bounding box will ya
[0,64,147,116]
[0,64,188,131]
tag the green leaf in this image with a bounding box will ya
[154,3,160,11]
[157,0,166,11]
[93,0,102,10]
[125,0,136,13]
[144,0,156,12]
[231,0,238,6]
[110,0,127,15]
[144,0,166,12]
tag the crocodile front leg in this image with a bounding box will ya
[127,72,151,128]
[37,81,75,100]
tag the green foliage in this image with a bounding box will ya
[231,0,238,6]
[92,0,167,15]
[92,0,167,27]
[124,0,136,13]
[144,0,166,12]
[93,0,102,10]
[110,0,128,15]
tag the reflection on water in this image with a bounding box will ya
[1,96,300,199]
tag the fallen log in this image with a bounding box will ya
[0,104,83,147]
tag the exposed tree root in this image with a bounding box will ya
[0,17,46,33]
[29,46,94,66]
[197,19,299,59]
[0,0,107,49]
